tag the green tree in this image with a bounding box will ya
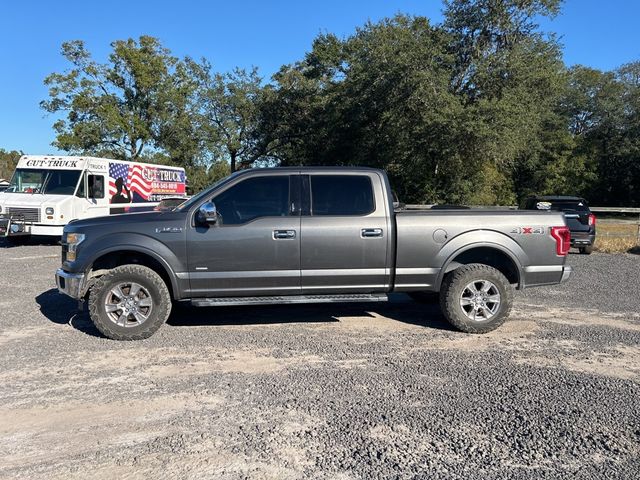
[0,149,22,180]
[41,36,203,165]
[261,3,566,205]
[193,63,265,172]
[565,62,640,205]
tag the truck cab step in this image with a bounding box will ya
[190,293,388,307]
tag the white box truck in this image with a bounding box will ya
[0,155,187,240]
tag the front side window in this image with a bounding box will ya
[310,175,375,216]
[88,175,105,199]
[212,175,290,225]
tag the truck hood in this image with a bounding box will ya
[0,192,67,208]
[66,210,185,232]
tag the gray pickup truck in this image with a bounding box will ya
[55,167,572,340]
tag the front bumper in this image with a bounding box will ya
[55,269,86,299]
[0,216,31,237]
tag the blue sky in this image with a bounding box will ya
[0,0,638,155]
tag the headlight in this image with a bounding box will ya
[65,233,85,261]
[45,207,54,215]
[66,233,85,245]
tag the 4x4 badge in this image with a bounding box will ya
[155,227,183,233]
[511,226,545,235]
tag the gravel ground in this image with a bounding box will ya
[0,240,639,479]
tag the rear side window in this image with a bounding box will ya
[213,175,290,225]
[311,175,375,216]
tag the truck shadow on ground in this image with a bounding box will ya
[36,289,455,339]
[0,236,60,248]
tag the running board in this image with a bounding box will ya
[191,293,388,307]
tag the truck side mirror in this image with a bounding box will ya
[197,201,218,224]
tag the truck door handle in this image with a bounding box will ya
[361,228,383,238]
[273,229,296,239]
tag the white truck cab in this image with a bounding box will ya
[0,155,186,239]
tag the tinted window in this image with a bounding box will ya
[213,176,290,225]
[88,175,105,199]
[311,175,374,216]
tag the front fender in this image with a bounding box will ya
[434,230,528,289]
[69,232,185,299]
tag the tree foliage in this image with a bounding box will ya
[192,64,266,172]
[41,36,203,165]
[0,149,22,180]
[35,1,639,206]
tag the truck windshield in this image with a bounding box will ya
[7,169,82,195]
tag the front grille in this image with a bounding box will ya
[6,207,40,222]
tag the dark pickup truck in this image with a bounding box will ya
[523,195,596,254]
[56,167,572,340]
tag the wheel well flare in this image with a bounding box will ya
[446,247,520,286]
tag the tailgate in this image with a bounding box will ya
[562,210,591,233]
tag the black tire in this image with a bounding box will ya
[579,245,594,255]
[88,264,172,340]
[408,291,440,303]
[439,264,513,334]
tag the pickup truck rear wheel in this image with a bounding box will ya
[440,264,513,334]
[88,265,172,340]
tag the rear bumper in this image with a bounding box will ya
[570,232,595,247]
[560,265,572,283]
[55,269,86,300]
[522,264,572,288]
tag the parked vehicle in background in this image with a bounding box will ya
[0,155,187,242]
[523,196,596,254]
[154,196,190,211]
[55,167,572,340]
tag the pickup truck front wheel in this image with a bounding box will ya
[440,264,513,334]
[88,265,172,340]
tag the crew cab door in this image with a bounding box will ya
[300,173,391,293]
[186,174,301,297]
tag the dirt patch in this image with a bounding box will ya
[515,346,640,381]
[0,393,223,470]
[0,326,48,346]
[515,305,640,331]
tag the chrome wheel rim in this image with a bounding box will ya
[104,282,153,327]
[459,280,501,322]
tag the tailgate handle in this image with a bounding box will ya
[361,228,383,238]
[273,229,296,239]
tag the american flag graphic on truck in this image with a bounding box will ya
[108,162,186,206]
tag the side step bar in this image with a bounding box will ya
[191,293,388,307]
